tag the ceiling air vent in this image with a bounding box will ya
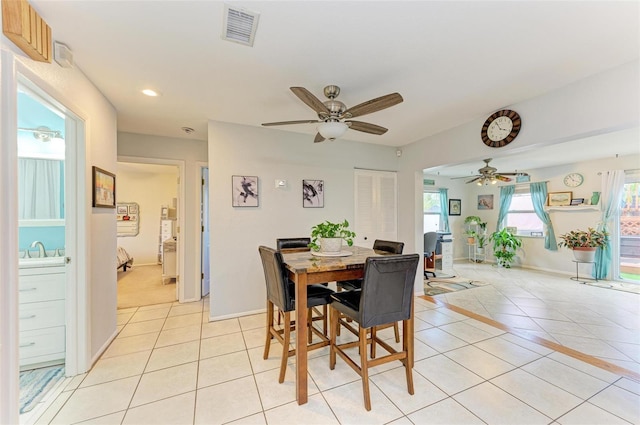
[222,4,260,47]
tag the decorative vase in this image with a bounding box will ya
[320,237,342,254]
[572,247,597,262]
[590,192,600,206]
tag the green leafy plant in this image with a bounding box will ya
[490,228,522,268]
[557,227,608,249]
[464,216,482,225]
[476,234,487,249]
[309,220,356,251]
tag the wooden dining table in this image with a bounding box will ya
[281,245,415,405]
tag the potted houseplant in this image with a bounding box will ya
[465,229,477,244]
[490,228,522,268]
[476,234,487,255]
[557,227,608,262]
[309,219,356,253]
[464,215,482,226]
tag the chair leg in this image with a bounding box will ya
[329,306,337,370]
[263,300,274,360]
[322,305,328,336]
[359,326,371,411]
[393,322,400,343]
[404,318,414,395]
[370,326,377,359]
[279,311,290,384]
[307,308,313,343]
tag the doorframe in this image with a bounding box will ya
[117,156,187,302]
[196,162,209,299]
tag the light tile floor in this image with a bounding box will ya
[25,262,640,424]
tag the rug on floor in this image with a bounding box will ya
[19,365,64,414]
[423,276,489,296]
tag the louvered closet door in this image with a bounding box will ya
[354,169,397,248]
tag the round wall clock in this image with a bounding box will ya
[481,109,522,148]
[563,172,584,187]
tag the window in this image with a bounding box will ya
[505,191,544,236]
[423,191,441,233]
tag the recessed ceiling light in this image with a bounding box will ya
[142,89,160,97]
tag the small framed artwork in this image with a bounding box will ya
[516,174,530,183]
[92,166,116,208]
[548,191,572,206]
[570,198,584,206]
[303,179,324,208]
[232,175,259,207]
[449,199,461,216]
[128,204,138,214]
[477,194,494,210]
[117,205,128,215]
[530,231,544,237]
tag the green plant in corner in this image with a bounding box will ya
[490,228,522,268]
[309,219,356,251]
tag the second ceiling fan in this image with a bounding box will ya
[456,158,529,185]
[261,85,403,143]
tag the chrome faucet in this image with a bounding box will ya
[30,241,47,258]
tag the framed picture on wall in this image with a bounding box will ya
[477,194,494,210]
[548,191,572,206]
[232,175,259,207]
[92,166,116,208]
[449,199,461,215]
[303,179,324,208]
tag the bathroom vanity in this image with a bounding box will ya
[18,259,66,369]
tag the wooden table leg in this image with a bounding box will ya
[295,272,308,405]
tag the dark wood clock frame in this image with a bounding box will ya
[481,109,521,148]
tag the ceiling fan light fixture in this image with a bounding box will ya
[317,121,348,141]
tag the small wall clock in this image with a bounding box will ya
[481,109,522,148]
[563,173,584,187]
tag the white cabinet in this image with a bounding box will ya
[19,266,66,369]
[440,241,454,275]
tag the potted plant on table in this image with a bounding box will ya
[557,227,608,262]
[490,228,522,268]
[309,219,356,254]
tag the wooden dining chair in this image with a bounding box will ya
[336,239,404,343]
[329,254,420,410]
[258,246,335,383]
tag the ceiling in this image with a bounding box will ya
[28,1,639,168]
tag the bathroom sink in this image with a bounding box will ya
[19,256,66,268]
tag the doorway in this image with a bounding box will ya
[618,176,640,283]
[115,161,181,308]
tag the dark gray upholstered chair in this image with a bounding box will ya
[276,237,311,253]
[336,239,405,342]
[258,246,334,383]
[423,232,439,278]
[276,237,329,334]
[329,254,420,410]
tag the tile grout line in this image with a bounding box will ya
[420,295,640,382]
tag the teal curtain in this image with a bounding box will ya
[439,188,450,232]
[593,170,625,279]
[530,182,557,250]
[496,185,515,230]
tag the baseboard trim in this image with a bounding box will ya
[208,307,266,322]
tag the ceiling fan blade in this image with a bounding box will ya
[495,175,513,182]
[346,120,388,135]
[314,133,325,143]
[451,175,479,180]
[262,120,318,127]
[466,176,482,184]
[344,93,403,118]
[290,87,330,114]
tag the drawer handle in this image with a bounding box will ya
[20,342,36,348]
[19,287,37,292]
[20,314,36,320]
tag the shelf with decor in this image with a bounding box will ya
[545,205,599,212]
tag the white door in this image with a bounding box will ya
[354,169,398,247]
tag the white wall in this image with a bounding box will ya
[1,25,118,424]
[208,121,399,319]
[117,132,207,301]
[116,167,178,264]
[398,60,640,281]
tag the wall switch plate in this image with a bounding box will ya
[275,179,286,188]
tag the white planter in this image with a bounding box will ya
[572,247,597,262]
[320,237,343,254]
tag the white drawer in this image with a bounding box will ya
[19,326,65,364]
[19,273,65,304]
[19,300,65,331]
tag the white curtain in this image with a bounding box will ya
[593,170,625,279]
[18,158,62,219]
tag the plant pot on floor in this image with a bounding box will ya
[320,237,343,254]
[572,247,597,262]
